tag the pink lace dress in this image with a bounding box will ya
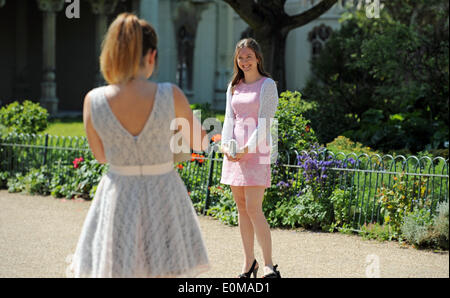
[220,77,279,188]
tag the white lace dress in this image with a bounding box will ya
[69,83,210,278]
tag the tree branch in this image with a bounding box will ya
[282,0,338,33]
[222,0,265,28]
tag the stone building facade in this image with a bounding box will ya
[0,0,346,114]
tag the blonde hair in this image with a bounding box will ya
[100,13,158,85]
[230,38,271,88]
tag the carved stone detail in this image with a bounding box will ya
[90,0,119,15]
[37,0,64,12]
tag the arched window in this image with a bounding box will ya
[308,23,332,59]
[176,25,194,92]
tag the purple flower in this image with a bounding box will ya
[276,181,290,188]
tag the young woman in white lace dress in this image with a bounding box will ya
[69,13,210,278]
[220,38,281,278]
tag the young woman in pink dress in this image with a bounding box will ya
[220,38,281,278]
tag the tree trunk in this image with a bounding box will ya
[223,0,338,92]
[255,30,288,92]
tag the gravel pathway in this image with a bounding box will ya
[0,190,448,278]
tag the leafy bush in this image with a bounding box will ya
[377,172,431,238]
[0,171,9,189]
[6,157,107,200]
[302,4,449,153]
[327,136,379,157]
[400,200,448,250]
[330,188,356,226]
[359,223,392,241]
[0,101,49,135]
[207,185,238,226]
[432,201,449,249]
[190,103,220,126]
[275,91,318,160]
[401,207,435,248]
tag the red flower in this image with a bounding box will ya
[305,125,311,133]
[176,164,184,170]
[191,153,198,162]
[73,157,84,169]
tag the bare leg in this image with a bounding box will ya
[230,185,256,273]
[244,186,274,275]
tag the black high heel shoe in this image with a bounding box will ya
[238,259,259,278]
[262,264,281,278]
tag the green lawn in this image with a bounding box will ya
[44,117,85,137]
[44,112,225,137]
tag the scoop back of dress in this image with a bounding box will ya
[69,83,210,278]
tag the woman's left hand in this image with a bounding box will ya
[228,152,246,162]
[227,146,249,162]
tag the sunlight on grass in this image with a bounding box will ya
[44,118,85,137]
[43,112,224,137]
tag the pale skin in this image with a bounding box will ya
[83,49,209,164]
[224,46,275,277]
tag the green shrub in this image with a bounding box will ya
[359,223,392,241]
[327,136,379,157]
[401,208,435,248]
[400,201,448,250]
[330,188,356,226]
[302,5,449,153]
[275,90,318,160]
[377,172,430,238]
[7,173,26,193]
[6,157,107,200]
[207,185,238,226]
[289,187,331,230]
[0,171,9,189]
[0,101,49,135]
[190,103,219,126]
[433,201,449,249]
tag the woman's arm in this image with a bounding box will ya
[221,84,235,154]
[243,79,279,153]
[173,84,209,152]
[83,92,107,164]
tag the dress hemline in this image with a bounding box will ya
[69,260,211,278]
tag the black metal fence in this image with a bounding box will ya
[1,133,448,230]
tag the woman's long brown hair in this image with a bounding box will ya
[230,38,272,90]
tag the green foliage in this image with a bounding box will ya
[7,166,52,195]
[400,200,448,250]
[0,171,9,189]
[326,136,379,157]
[303,3,449,153]
[0,101,49,135]
[290,188,331,230]
[359,223,392,241]
[377,172,430,238]
[207,185,238,226]
[275,91,318,160]
[190,103,223,126]
[44,117,85,137]
[401,207,435,248]
[5,158,107,200]
[330,188,355,226]
[432,201,449,249]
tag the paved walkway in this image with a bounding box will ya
[0,190,448,278]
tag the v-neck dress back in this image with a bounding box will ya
[69,83,210,278]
